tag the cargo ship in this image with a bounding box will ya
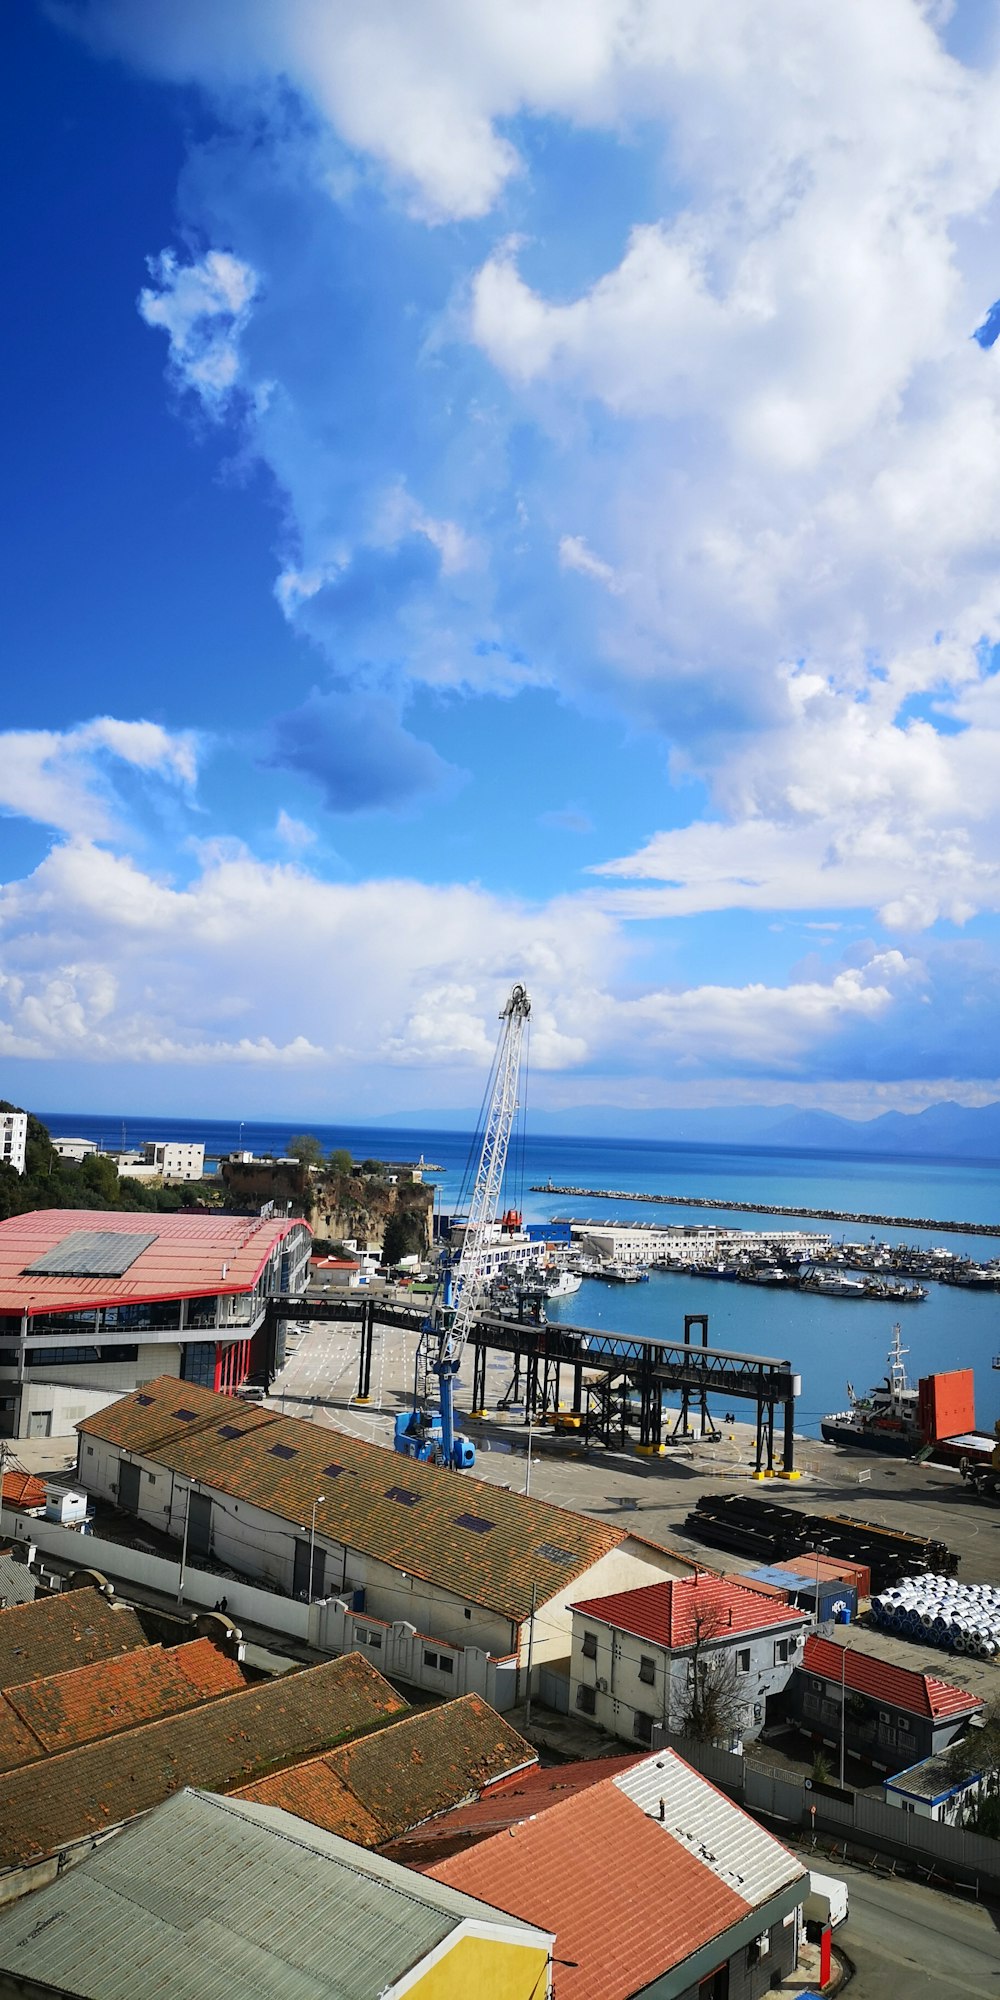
[821,1325,923,1455]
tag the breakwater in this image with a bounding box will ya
[532,1183,1000,1237]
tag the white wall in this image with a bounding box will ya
[569,1606,809,1749]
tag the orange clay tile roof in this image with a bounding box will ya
[78,1377,637,1623]
[0,1208,308,1316]
[236,1694,536,1845]
[571,1573,804,1650]
[427,1778,748,2000]
[0,1589,147,1694]
[0,1652,407,1871]
[0,1637,245,1773]
[0,1473,46,1511]
[804,1635,983,1721]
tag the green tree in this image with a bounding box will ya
[287,1134,324,1168]
[383,1210,426,1265]
[328,1148,354,1176]
[951,1700,1000,1833]
[361,1157,385,1177]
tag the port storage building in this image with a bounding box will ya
[75,1376,694,1709]
[423,1748,808,2000]
[0,1208,311,1440]
[0,1786,554,2000]
[790,1634,983,1772]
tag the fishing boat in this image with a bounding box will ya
[821,1325,922,1455]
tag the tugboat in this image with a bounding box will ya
[821,1325,922,1455]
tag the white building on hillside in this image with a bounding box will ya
[0,1113,27,1177]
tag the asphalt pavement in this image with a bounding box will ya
[831,1854,1000,1998]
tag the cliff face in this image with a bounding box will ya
[220,1159,433,1254]
[310,1173,433,1253]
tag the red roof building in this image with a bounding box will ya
[569,1574,809,1751]
[791,1634,982,1773]
[0,1208,311,1442]
[422,1748,807,2000]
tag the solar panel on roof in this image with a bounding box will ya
[173,1409,198,1422]
[268,1443,297,1460]
[23,1228,159,1277]
[218,1425,246,1440]
[385,1486,419,1506]
[134,1394,154,1407]
[455,1512,495,1534]
[323,1462,346,1477]
[537,1542,577,1566]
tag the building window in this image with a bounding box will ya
[639,1655,656,1686]
[423,1649,454,1675]
[576,1684,596,1715]
[736,1647,751,1673]
[357,1627,383,1650]
[582,1631,598,1660]
[633,1709,654,1744]
[773,1639,790,1665]
[464,1607,472,1620]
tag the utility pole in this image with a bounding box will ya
[176,1486,192,1606]
[524,1580,537,1729]
[839,1642,847,1788]
[308,1493,326,1601]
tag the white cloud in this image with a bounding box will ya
[138,248,258,412]
[274,809,316,850]
[0,718,199,839]
[558,535,622,593]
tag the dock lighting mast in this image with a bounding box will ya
[394,982,531,1471]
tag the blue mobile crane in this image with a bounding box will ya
[393,982,531,1470]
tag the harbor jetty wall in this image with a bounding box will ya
[532,1184,1000,1237]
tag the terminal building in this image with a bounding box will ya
[569,1219,833,1266]
[0,1208,310,1440]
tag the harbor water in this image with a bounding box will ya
[38,1111,1000,1440]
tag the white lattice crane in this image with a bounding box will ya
[394,982,531,1469]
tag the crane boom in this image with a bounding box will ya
[394,981,531,1470]
[448,982,532,1351]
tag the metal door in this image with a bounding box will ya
[293,1538,325,1600]
[118,1459,141,1513]
[187,1489,213,1558]
[26,1411,52,1439]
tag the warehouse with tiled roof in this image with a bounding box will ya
[76,1376,694,1707]
[0,1207,310,1440]
[0,1634,244,1774]
[0,1651,405,1888]
[236,1693,536,1847]
[0,1586,147,1691]
[424,1747,807,2000]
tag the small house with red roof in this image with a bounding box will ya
[421,1747,808,2000]
[790,1633,983,1773]
[570,1574,810,1749]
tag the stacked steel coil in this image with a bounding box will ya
[870,1575,1000,1658]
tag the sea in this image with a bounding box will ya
[37,1110,1000,1441]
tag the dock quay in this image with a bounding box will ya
[533,1182,1000,1236]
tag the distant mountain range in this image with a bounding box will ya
[366,1099,1000,1160]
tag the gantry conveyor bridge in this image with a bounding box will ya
[267,1295,801,1475]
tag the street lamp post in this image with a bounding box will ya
[839,1641,847,1787]
[308,1493,326,1602]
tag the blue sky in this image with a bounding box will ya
[5,1,1000,1122]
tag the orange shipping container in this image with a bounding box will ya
[917,1369,976,1445]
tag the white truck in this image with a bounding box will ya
[805,1871,849,1934]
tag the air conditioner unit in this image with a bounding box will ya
[596,1677,608,1693]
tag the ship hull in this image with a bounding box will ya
[820,1419,917,1456]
